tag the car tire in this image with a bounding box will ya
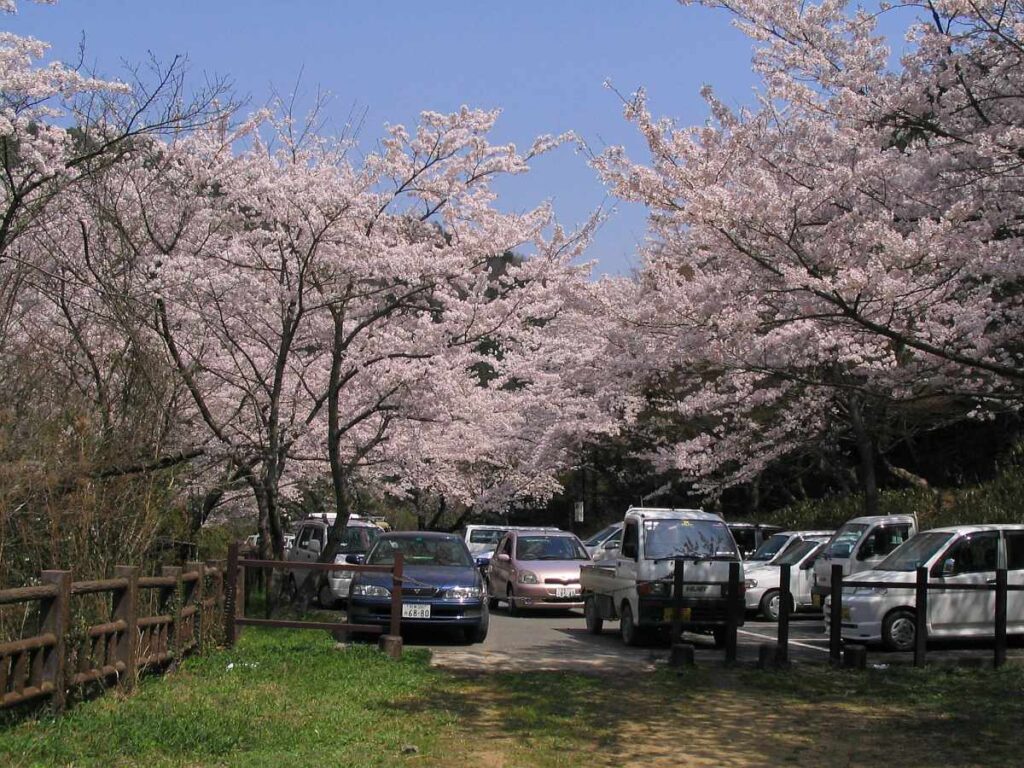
[882,609,916,652]
[712,626,729,649]
[760,590,781,622]
[282,576,298,603]
[466,607,490,644]
[620,601,642,647]
[584,595,604,635]
[507,584,519,617]
[318,582,337,609]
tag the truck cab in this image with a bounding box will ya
[580,507,744,646]
[811,514,917,606]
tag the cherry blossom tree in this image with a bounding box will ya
[597,0,1024,510]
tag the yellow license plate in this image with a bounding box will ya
[812,594,822,608]
[663,607,691,622]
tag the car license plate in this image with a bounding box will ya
[812,594,822,608]
[402,604,430,619]
[663,607,692,622]
[555,587,580,599]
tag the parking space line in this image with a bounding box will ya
[738,628,831,654]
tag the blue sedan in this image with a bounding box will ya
[348,532,489,643]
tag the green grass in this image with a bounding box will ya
[0,630,451,768]
[3,630,1024,767]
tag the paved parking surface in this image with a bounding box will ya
[394,607,1024,672]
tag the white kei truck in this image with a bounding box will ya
[579,507,745,647]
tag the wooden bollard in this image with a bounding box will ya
[669,642,695,668]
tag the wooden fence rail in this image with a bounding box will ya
[0,560,227,713]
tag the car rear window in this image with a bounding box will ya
[469,529,504,545]
[748,533,790,562]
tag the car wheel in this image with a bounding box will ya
[466,606,489,644]
[584,595,604,635]
[281,575,298,603]
[882,609,916,652]
[620,601,642,647]
[507,584,519,616]
[712,626,729,649]
[318,582,337,609]
[760,590,781,622]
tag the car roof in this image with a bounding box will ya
[300,516,377,527]
[626,507,721,521]
[919,524,1024,535]
[844,515,916,524]
[782,530,834,537]
[380,531,463,540]
[508,529,574,537]
[727,521,783,529]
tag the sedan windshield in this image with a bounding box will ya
[747,533,790,562]
[877,532,954,572]
[516,535,589,561]
[775,540,822,567]
[644,519,738,560]
[367,536,473,567]
[824,523,868,558]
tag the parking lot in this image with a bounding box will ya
[396,608,1024,672]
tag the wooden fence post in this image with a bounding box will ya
[994,568,1007,669]
[725,561,739,665]
[914,567,928,667]
[777,564,791,667]
[186,561,204,654]
[39,570,71,713]
[225,542,239,648]
[829,565,843,666]
[113,565,139,692]
[160,566,183,665]
[379,553,404,659]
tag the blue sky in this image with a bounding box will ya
[8,1,764,275]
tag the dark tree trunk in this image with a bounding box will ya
[848,394,879,516]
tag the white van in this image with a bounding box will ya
[811,514,917,607]
[463,525,559,557]
[833,525,1024,650]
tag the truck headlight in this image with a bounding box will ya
[442,586,482,600]
[351,584,391,598]
[517,571,539,584]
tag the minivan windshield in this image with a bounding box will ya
[644,519,738,560]
[583,524,620,548]
[877,531,954,572]
[775,540,822,567]
[747,533,790,562]
[468,528,504,546]
[336,525,381,553]
[824,523,869,559]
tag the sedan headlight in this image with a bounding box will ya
[744,578,758,589]
[442,586,483,600]
[517,571,539,584]
[854,586,888,596]
[351,583,391,598]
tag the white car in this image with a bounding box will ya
[285,515,383,607]
[744,540,828,620]
[745,530,833,567]
[831,524,1024,651]
[582,522,623,561]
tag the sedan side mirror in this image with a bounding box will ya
[496,553,510,563]
[308,539,322,555]
[941,558,956,577]
[345,553,365,565]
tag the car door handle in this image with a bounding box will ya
[986,578,998,584]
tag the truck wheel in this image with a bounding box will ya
[507,584,519,617]
[620,601,642,647]
[882,609,916,652]
[760,590,781,622]
[318,582,337,609]
[584,596,604,635]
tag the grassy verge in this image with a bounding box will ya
[2,630,1022,767]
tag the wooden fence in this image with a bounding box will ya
[0,561,225,713]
